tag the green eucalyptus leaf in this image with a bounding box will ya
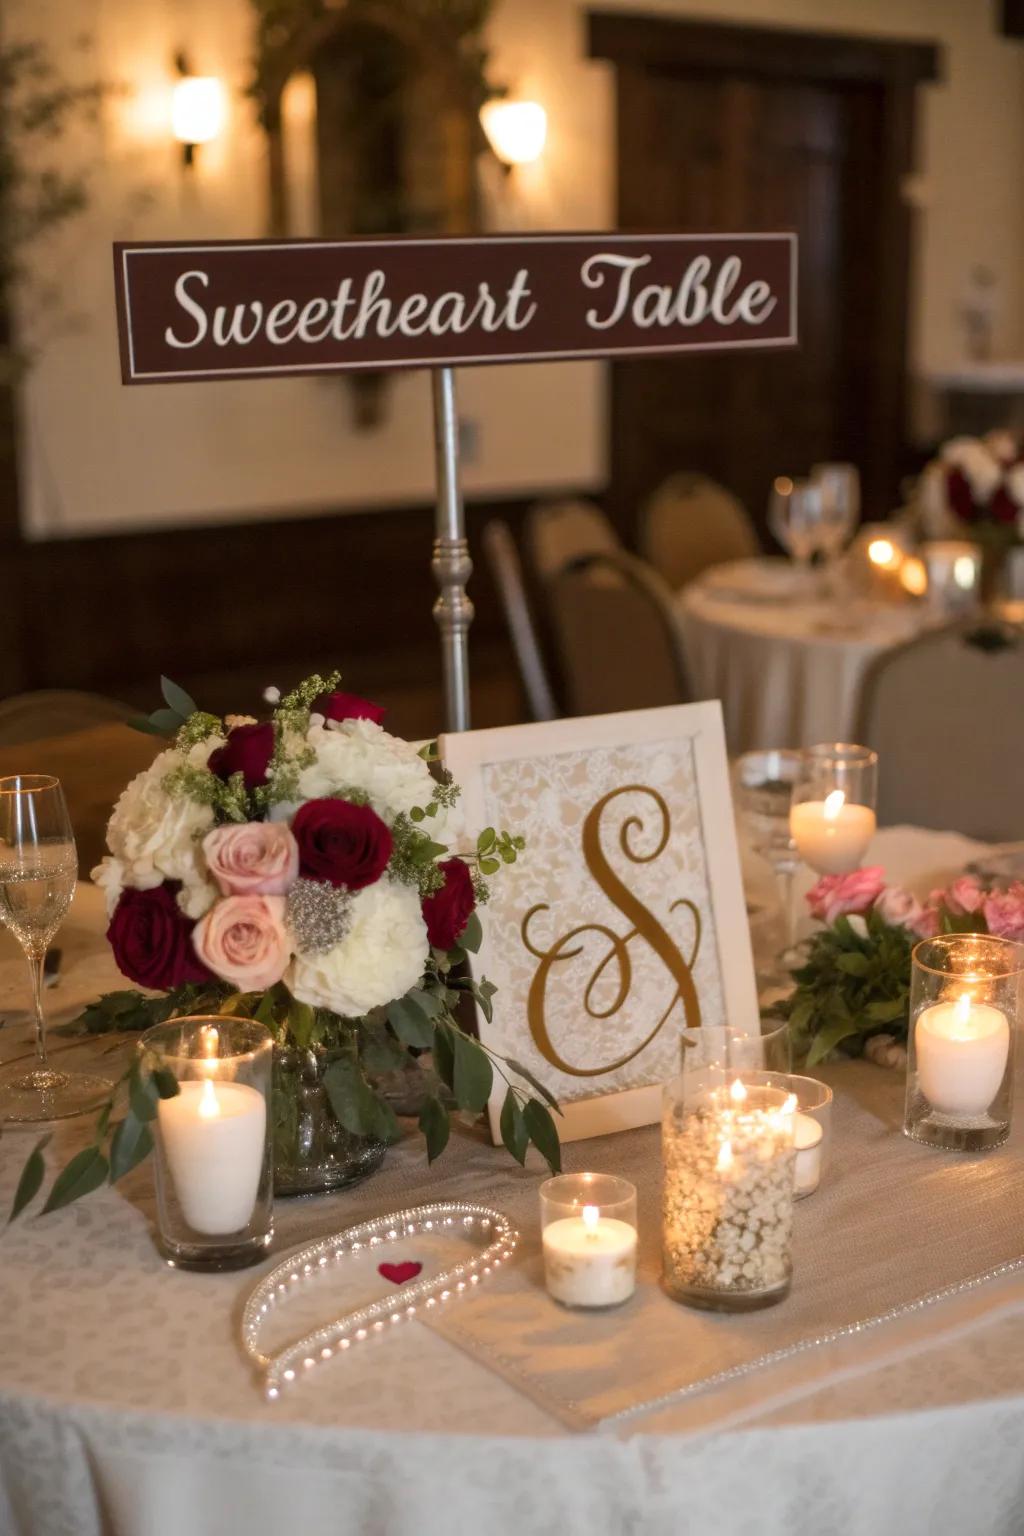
[479,857,500,876]
[288,1001,316,1050]
[523,1099,561,1173]
[835,952,870,976]
[109,1115,154,1183]
[149,707,185,734]
[8,1135,51,1223]
[432,1023,455,1090]
[418,1095,451,1162]
[865,997,908,1023]
[387,995,434,1049]
[41,1146,110,1215]
[410,806,425,822]
[254,989,279,1027]
[506,1057,562,1115]
[129,1067,159,1124]
[323,1058,400,1144]
[452,1030,493,1114]
[806,1015,860,1068]
[407,986,444,1020]
[151,1069,180,1100]
[160,676,198,718]
[128,714,173,738]
[499,1088,528,1166]
[460,910,483,955]
[476,828,496,854]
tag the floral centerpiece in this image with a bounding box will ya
[917,430,1024,591]
[776,866,1024,1068]
[12,674,560,1221]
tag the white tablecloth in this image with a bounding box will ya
[4,827,1024,1536]
[677,560,925,753]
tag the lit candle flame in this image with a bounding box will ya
[782,1093,798,1114]
[868,537,898,570]
[729,1078,747,1105]
[899,557,927,597]
[197,1077,221,1120]
[823,789,846,821]
[716,1140,734,1173]
[581,1204,600,1235]
[201,1025,220,1059]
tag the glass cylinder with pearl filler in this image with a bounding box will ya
[904,935,1023,1152]
[140,1016,274,1269]
[540,1173,638,1309]
[789,743,878,877]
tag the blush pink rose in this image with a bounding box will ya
[192,894,289,991]
[203,822,299,897]
[982,884,1024,941]
[806,866,886,926]
[941,875,985,916]
[873,885,923,931]
[909,906,941,940]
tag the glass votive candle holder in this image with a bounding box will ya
[139,1015,274,1270]
[904,935,1024,1152]
[662,1070,795,1311]
[539,1173,638,1309]
[680,1020,791,1074]
[739,1071,832,1197]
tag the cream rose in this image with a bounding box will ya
[105,749,215,889]
[204,822,299,897]
[288,878,428,1017]
[193,895,290,992]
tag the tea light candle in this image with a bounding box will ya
[793,1112,823,1196]
[542,1204,638,1308]
[158,1077,266,1235]
[790,790,876,874]
[915,992,1009,1117]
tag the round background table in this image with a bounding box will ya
[677,558,925,753]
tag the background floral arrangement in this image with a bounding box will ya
[11,674,561,1222]
[776,866,1024,1067]
[919,430,1024,543]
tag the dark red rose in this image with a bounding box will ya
[208,722,275,790]
[315,691,386,726]
[422,858,475,951]
[947,467,980,524]
[291,798,393,890]
[989,487,1019,525]
[107,884,214,990]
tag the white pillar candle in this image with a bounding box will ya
[790,790,876,874]
[916,994,1010,1117]
[158,1078,266,1236]
[542,1204,637,1308]
[793,1112,823,1196]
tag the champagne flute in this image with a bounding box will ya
[789,745,878,877]
[0,775,110,1121]
[768,477,826,585]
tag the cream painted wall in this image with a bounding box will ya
[8,0,1024,538]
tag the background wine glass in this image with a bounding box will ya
[734,749,805,976]
[789,744,878,877]
[768,477,827,582]
[0,775,111,1121]
[811,463,860,584]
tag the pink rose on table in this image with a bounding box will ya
[873,885,924,931]
[292,798,393,890]
[942,875,985,916]
[909,905,941,940]
[208,722,275,790]
[192,894,289,991]
[107,883,214,990]
[315,690,386,726]
[203,822,299,897]
[806,866,886,926]
[982,884,1024,941]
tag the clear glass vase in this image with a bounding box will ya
[272,1043,387,1197]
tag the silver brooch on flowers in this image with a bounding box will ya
[286,878,352,954]
[240,1201,518,1399]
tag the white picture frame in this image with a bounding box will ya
[441,701,757,1144]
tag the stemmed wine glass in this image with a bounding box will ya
[734,749,805,975]
[812,463,860,597]
[768,477,826,585]
[0,775,110,1121]
[789,744,878,877]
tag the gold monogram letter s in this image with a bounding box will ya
[521,785,701,1077]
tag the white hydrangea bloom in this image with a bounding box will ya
[102,748,215,892]
[287,877,428,1017]
[297,718,440,824]
[176,877,218,919]
[918,462,961,538]
[91,855,129,917]
[940,436,1002,501]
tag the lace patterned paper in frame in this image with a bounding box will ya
[441,702,757,1142]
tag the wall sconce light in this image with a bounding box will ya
[171,55,226,166]
[480,98,547,171]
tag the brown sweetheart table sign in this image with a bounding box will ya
[112,231,798,732]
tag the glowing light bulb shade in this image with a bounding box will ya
[480,99,547,166]
[172,76,226,146]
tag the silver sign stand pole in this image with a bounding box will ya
[430,366,473,732]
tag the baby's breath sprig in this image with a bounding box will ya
[389,812,447,897]
[175,711,222,751]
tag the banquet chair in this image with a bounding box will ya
[641,473,759,591]
[481,520,559,721]
[545,548,691,715]
[856,622,1024,840]
[525,498,621,584]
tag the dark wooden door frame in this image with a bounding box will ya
[588,10,941,534]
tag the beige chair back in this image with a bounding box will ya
[546,550,690,716]
[481,521,558,721]
[641,473,758,590]
[856,622,1024,840]
[525,498,620,584]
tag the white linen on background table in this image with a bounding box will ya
[3,828,1024,1536]
[677,561,924,753]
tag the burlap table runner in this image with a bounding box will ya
[263,1056,1024,1430]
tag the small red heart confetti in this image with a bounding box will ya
[378,1261,422,1285]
